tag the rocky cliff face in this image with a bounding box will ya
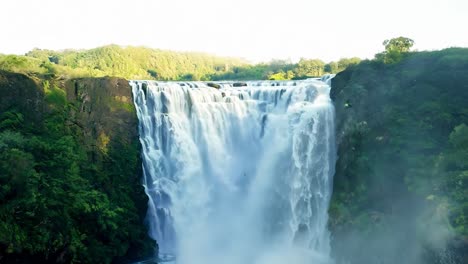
[66,77,154,261]
[0,71,45,124]
[65,78,137,155]
[0,72,154,263]
[329,49,468,264]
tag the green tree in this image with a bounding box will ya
[376,36,414,63]
[383,37,414,53]
[337,57,361,72]
[268,71,287,80]
[324,62,338,73]
[294,59,325,77]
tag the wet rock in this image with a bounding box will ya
[233,82,247,87]
[206,82,221,89]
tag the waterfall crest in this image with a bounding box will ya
[131,79,336,264]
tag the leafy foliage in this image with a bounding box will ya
[294,58,325,78]
[383,37,414,53]
[0,74,154,263]
[24,45,247,80]
[1,46,360,81]
[441,124,468,235]
[330,48,468,263]
[376,36,415,64]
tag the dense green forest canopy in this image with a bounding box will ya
[0,45,360,81]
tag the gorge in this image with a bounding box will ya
[0,48,467,264]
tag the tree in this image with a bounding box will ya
[294,59,325,77]
[324,62,338,73]
[383,37,414,53]
[377,37,414,63]
[268,71,287,80]
[337,57,361,72]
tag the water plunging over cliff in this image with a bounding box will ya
[131,78,336,264]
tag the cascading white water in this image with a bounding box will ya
[131,78,336,264]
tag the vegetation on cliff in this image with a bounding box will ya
[330,47,468,263]
[0,72,154,263]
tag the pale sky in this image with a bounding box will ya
[1,0,467,62]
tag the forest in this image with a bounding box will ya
[0,45,360,81]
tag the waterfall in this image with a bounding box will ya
[131,78,336,264]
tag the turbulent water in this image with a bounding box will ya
[131,77,336,264]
